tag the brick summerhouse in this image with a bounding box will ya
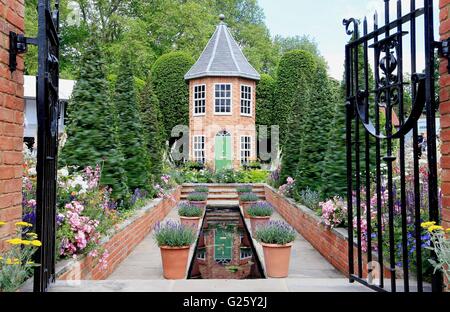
[184,15,260,171]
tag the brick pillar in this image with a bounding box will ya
[0,0,25,251]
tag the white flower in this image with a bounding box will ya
[58,167,69,177]
[28,167,37,176]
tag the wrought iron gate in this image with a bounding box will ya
[343,0,442,292]
[9,0,60,292]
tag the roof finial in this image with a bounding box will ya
[219,14,225,23]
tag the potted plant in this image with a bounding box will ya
[239,192,259,218]
[154,220,196,279]
[194,185,209,193]
[247,202,274,236]
[187,192,208,209]
[255,220,296,278]
[237,185,253,205]
[178,202,203,229]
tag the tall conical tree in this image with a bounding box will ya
[295,65,336,193]
[320,79,347,198]
[114,51,152,192]
[279,50,317,184]
[139,74,165,177]
[60,39,129,202]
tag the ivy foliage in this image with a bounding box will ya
[59,39,129,202]
[151,52,194,140]
[114,51,152,193]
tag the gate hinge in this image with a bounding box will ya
[436,39,450,73]
[9,32,37,73]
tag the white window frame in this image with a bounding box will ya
[193,135,206,164]
[240,84,252,117]
[193,84,206,116]
[214,83,232,115]
[240,135,252,165]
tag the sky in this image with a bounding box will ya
[258,0,440,80]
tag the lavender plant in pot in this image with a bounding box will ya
[239,192,259,218]
[187,192,208,209]
[247,202,274,236]
[194,185,209,194]
[154,220,196,279]
[255,221,296,278]
[236,185,253,205]
[178,202,203,229]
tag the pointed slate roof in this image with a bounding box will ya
[185,16,260,81]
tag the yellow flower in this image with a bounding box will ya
[0,256,3,261]
[26,261,35,265]
[446,228,450,234]
[21,240,31,246]
[428,225,444,233]
[26,232,38,239]
[421,221,436,229]
[0,221,6,227]
[31,240,42,247]
[15,221,33,228]
[6,258,21,265]
[6,238,23,245]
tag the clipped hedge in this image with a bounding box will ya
[151,52,194,140]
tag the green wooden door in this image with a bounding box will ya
[215,133,232,171]
[214,228,232,262]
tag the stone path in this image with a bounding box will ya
[49,204,372,292]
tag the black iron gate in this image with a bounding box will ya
[9,0,60,292]
[343,0,442,292]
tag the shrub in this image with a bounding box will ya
[256,74,276,131]
[178,202,203,218]
[255,221,296,245]
[279,177,296,198]
[298,188,321,211]
[139,74,165,177]
[422,222,450,281]
[236,185,253,194]
[248,202,274,217]
[194,186,209,193]
[239,193,259,202]
[114,50,152,193]
[187,192,208,202]
[239,170,269,183]
[59,38,129,203]
[185,161,205,171]
[151,52,194,140]
[153,220,196,247]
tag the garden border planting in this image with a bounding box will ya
[264,185,392,279]
[55,187,181,281]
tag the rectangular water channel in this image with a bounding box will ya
[187,206,265,279]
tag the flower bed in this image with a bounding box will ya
[55,187,181,280]
[264,185,392,279]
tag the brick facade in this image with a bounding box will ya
[0,0,25,252]
[188,77,257,169]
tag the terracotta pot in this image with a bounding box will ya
[189,200,207,209]
[159,245,191,279]
[180,216,201,230]
[241,201,257,218]
[261,242,293,278]
[249,216,270,236]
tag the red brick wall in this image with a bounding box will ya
[0,0,25,252]
[57,188,181,280]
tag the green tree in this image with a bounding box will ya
[295,66,337,193]
[114,51,152,192]
[274,50,317,148]
[278,51,317,184]
[60,39,129,202]
[320,80,347,198]
[256,74,275,129]
[151,52,194,141]
[139,75,165,177]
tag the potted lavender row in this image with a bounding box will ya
[178,202,204,229]
[239,192,259,218]
[247,202,274,236]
